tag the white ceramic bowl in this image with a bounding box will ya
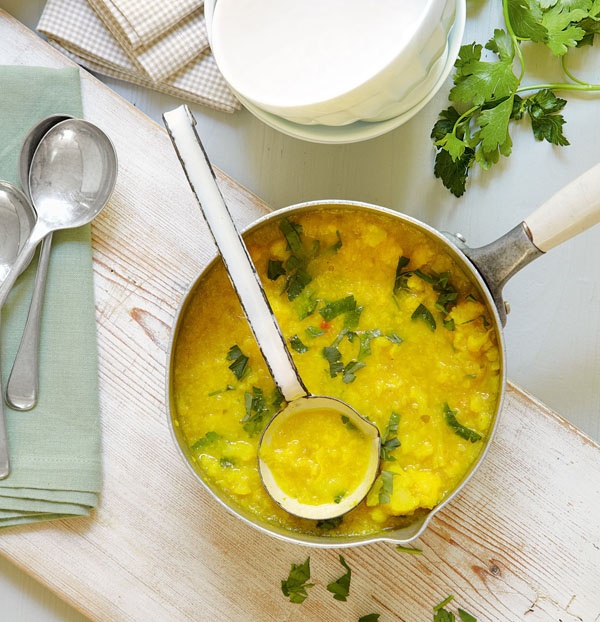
[207,0,457,126]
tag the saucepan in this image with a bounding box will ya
[166,162,600,547]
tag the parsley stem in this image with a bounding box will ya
[561,55,596,87]
[516,82,600,94]
[502,0,525,81]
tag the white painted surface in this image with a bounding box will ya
[0,0,599,619]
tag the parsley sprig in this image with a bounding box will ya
[432,0,600,197]
[281,557,314,604]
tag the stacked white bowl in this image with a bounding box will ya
[206,0,463,141]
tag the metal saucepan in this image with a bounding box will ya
[166,162,600,547]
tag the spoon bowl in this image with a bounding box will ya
[164,105,380,520]
[0,181,36,478]
[0,119,117,310]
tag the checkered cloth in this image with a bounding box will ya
[38,0,240,113]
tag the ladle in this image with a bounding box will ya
[163,105,380,521]
[6,114,73,411]
[0,118,118,311]
[0,182,36,479]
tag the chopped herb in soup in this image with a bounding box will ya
[172,207,501,537]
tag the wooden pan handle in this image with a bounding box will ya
[524,162,600,253]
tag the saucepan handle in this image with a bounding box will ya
[524,162,600,253]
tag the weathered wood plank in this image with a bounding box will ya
[0,11,599,622]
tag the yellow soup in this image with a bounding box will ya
[172,207,502,537]
[259,407,375,507]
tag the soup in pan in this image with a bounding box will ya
[172,207,501,537]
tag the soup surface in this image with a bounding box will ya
[172,207,501,537]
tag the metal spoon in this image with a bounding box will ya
[0,119,118,310]
[0,182,36,478]
[164,105,380,521]
[6,114,73,411]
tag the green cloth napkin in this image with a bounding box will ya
[0,66,102,526]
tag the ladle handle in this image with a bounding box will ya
[163,105,307,403]
[524,162,600,252]
[0,312,11,479]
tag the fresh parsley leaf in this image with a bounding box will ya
[226,345,249,380]
[219,457,235,468]
[316,515,343,530]
[525,89,569,145]
[242,387,273,436]
[267,259,286,281]
[323,345,344,378]
[289,334,309,353]
[507,0,548,41]
[393,256,411,293]
[358,615,380,622]
[281,557,314,604]
[342,360,366,384]
[443,403,483,443]
[458,609,478,622]
[378,470,394,504]
[434,595,455,612]
[191,431,220,452]
[381,412,401,461]
[293,288,318,320]
[357,329,382,359]
[433,145,475,198]
[396,545,423,555]
[326,554,352,602]
[412,304,437,331]
[319,295,357,322]
[306,325,326,338]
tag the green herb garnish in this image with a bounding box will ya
[305,326,326,338]
[226,345,249,380]
[357,329,382,359]
[289,334,309,353]
[378,470,394,504]
[191,431,220,452]
[342,360,366,384]
[319,295,357,322]
[267,259,286,281]
[386,332,403,344]
[412,303,437,331]
[380,412,401,461]
[323,345,345,378]
[443,403,483,443]
[433,595,478,622]
[207,385,235,396]
[333,491,346,504]
[326,554,352,602]
[316,515,343,530]
[242,387,273,436]
[281,557,314,604]
[396,545,423,555]
[359,615,380,622]
[432,0,600,197]
[341,414,357,431]
[393,256,411,293]
[219,457,235,468]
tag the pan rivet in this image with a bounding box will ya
[504,301,511,315]
[455,233,466,242]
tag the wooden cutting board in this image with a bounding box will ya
[1,10,599,622]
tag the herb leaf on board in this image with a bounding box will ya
[281,557,314,604]
[326,554,352,602]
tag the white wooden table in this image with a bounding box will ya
[0,1,599,620]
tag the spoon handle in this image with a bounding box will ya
[0,232,43,311]
[5,233,53,411]
[0,313,11,479]
[163,105,307,403]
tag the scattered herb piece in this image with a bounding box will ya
[378,470,394,504]
[226,345,249,380]
[433,595,478,621]
[191,431,220,452]
[412,303,437,331]
[386,332,403,344]
[334,491,346,504]
[207,385,235,396]
[357,329,382,359]
[358,615,380,622]
[323,345,345,378]
[267,259,286,281]
[242,387,277,436]
[396,545,423,555]
[341,414,357,431]
[432,0,600,196]
[381,412,401,461]
[290,334,309,353]
[306,326,326,338]
[394,256,411,293]
[219,457,235,468]
[443,318,456,331]
[319,295,357,322]
[326,554,352,602]
[328,230,343,253]
[342,360,366,384]
[281,557,314,604]
[443,403,482,443]
[274,219,315,301]
[316,515,343,530]
[293,288,318,320]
